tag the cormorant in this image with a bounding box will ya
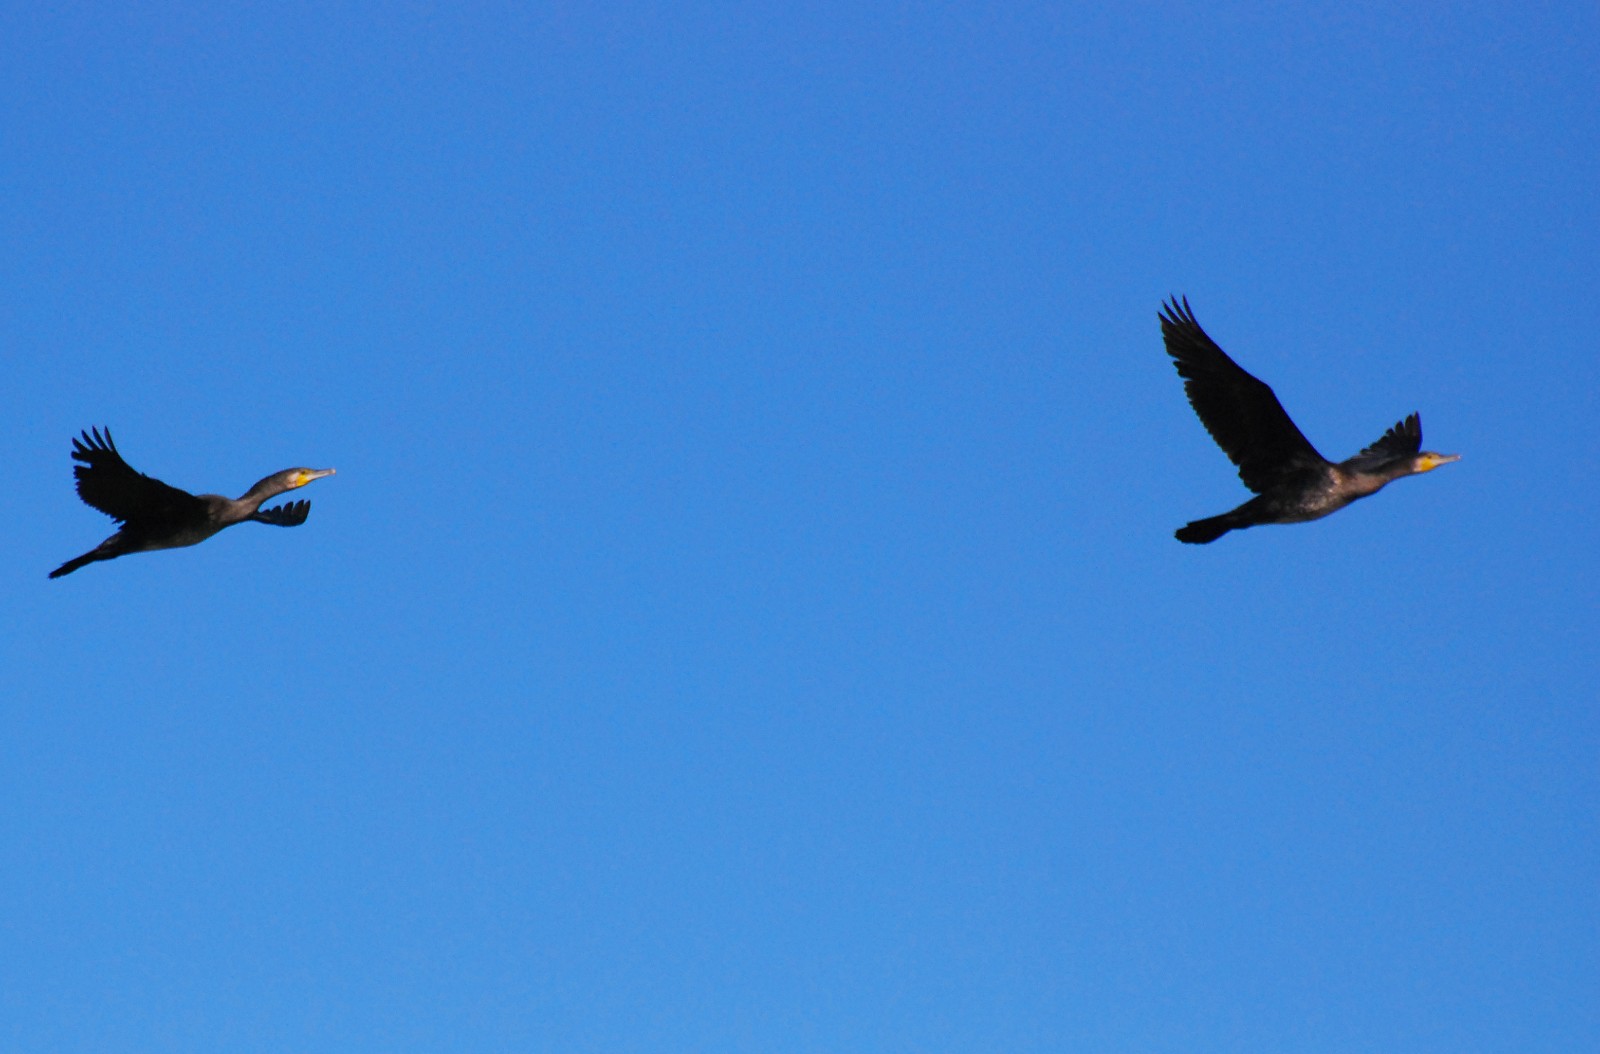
[1159,297,1458,544]
[50,427,335,578]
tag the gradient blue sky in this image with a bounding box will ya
[5,3,1597,1051]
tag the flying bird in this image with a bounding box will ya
[50,427,335,578]
[1159,297,1458,544]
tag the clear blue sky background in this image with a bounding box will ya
[4,3,1596,1051]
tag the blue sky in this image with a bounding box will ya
[4,2,1596,1050]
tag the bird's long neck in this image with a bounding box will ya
[232,473,296,515]
[1332,459,1412,500]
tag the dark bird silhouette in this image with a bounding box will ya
[50,427,335,578]
[1159,297,1458,544]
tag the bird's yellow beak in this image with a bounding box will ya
[1418,453,1461,472]
[291,468,337,488]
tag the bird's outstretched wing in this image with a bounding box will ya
[1159,297,1327,493]
[252,500,311,527]
[70,427,207,526]
[1350,413,1423,464]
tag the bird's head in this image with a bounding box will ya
[1412,452,1460,473]
[239,466,337,506]
[285,467,337,489]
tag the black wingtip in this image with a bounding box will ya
[72,426,116,461]
[1159,295,1196,328]
[254,499,313,527]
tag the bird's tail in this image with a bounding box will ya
[50,536,127,577]
[49,551,104,578]
[1174,514,1241,545]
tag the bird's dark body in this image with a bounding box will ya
[1159,298,1457,544]
[50,427,331,578]
[102,496,235,551]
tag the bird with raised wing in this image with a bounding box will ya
[1159,298,1458,544]
[50,427,335,578]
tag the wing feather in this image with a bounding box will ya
[252,500,311,527]
[1354,413,1423,461]
[1159,298,1328,493]
[70,428,207,526]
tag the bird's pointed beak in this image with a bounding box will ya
[1421,453,1461,471]
[292,468,337,487]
